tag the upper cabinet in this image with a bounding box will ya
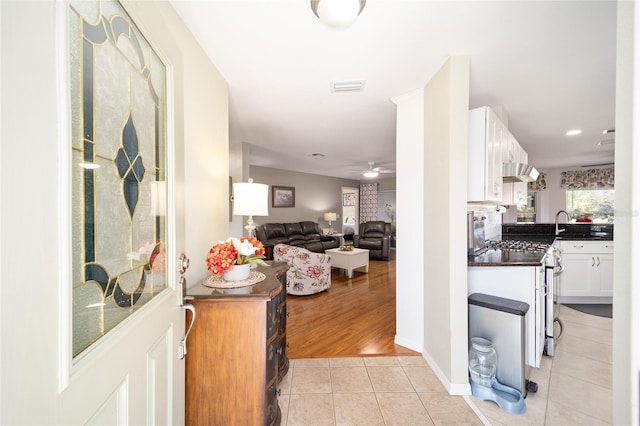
[468,106,530,205]
[468,107,503,203]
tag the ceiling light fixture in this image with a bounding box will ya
[565,129,582,136]
[311,0,366,30]
[363,170,378,178]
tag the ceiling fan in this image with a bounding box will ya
[362,161,394,178]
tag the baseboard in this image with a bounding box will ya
[394,335,422,353]
[422,350,472,396]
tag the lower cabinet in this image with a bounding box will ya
[185,263,288,426]
[558,241,613,303]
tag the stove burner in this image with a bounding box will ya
[485,240,551,253]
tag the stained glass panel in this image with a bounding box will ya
[70,0,167,357]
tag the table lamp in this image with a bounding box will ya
[233,178,268,237]
[323,212,337,234]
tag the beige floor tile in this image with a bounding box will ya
[287,393,335,426]
[330,357,364,367]
[548,372,612,423]
[279,370,293,395]
[279,393,290,425]
[363,356,401,366]
[291,367,332,394]
[561,319,612,345]
[559,305,612,331]
[419,392,483,425]
[333,392,384,426]
[552,349,612,389]
[330,367,374,393]
[402,366,447,393]
[366,366,415,392]
[295,358,330,368]
[376,392,433,425]
[398,355,427,367]
[556,333,613,364]
[545,400,612,425]
[528,365,551,398]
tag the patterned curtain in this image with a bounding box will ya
[560,167,615,189]
[359,183,378,223]
[528,172,547,191]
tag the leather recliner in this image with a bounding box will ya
[353,221,391,260]
[255,221,340,258]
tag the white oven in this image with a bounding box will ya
[544,244,564,356]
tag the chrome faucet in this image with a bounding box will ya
[555,210,570,235]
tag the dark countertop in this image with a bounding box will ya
[187,262,288,299]
[468,249,546,267]
[502,223,613,241]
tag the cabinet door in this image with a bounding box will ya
[595,254,614,296]
[559,253,594,297]
[485,108,503,201]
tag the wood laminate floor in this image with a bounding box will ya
[286,249,419,359]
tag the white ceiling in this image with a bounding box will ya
[170,0,617,180]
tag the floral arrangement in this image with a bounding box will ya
[205,237,268,274]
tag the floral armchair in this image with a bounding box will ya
[274,244,331,295]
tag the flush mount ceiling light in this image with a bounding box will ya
[565,129,582,136]
[311,0,366,30]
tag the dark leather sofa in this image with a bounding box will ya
[255,221,340,258]
[353,221,392,260]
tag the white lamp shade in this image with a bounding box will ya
[233,181,268,216]
[314,0,364,30]
[323,212,337,222]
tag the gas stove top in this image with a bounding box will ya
[485,240,552,253]
[469,239,555,266]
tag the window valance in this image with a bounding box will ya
[528,172,547,191]
[560,167,614,190]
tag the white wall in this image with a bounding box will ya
[422,56,471,394]
[613,2,638,423]
[394,89,425,353]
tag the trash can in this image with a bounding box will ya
[468,293,530,396]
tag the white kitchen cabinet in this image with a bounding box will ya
[557,241,614,303]
[468,106,503,202]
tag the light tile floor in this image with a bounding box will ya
[280,305,612,425]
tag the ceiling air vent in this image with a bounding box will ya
[331,80,366,93]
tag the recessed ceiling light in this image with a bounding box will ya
[565,129,582,136]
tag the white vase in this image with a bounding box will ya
[223,263,251,281]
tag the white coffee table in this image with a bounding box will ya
[325,247,369,278]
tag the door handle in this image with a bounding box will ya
[596,257,600,267]
[180,303,196,359]
[591,257,595,267]
[177,254,195,360]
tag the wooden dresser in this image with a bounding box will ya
[185,262,288,426]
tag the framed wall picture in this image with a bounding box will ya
[272,186,295,208]
[343,193,356,206]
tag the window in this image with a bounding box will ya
[565,189,615,223]
[517,192,537,223]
